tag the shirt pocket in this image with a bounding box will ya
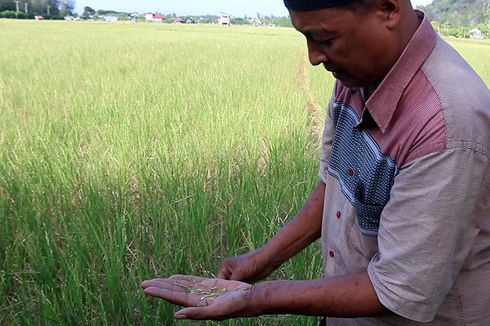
[352,185,384,236]
[347,214,379,262]
[345,184,382,262]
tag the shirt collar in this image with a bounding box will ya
[364,11,437,133]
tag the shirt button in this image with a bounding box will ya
[347,168,354,176]
[336,211,341,219]
[329,250,335,258]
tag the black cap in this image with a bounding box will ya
[284,0,357,11]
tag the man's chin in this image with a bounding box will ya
[332,73,366,89]
[336,77,361,88]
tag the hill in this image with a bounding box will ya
[420,0,490,26]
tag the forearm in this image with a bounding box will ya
[250,272,389,318]
[258,181,325,269]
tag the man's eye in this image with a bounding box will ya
[321,38,334,46]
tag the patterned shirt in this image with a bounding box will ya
[319,12,490,325]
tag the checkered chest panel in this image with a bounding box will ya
[327,101,400,236]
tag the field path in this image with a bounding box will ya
[297,54,324,140]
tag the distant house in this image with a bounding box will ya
[153,14,165,22]
[174,17,184,24]
[129,12,139,23]
[249,16,262,27]
[469,28,483,39]
[103,15,118,23]
[145,13,165,22]
[218,13,230,26]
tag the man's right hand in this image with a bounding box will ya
[218,181,325,284]
[217,249,275,284]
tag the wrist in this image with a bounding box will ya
[247,282,269,317]
[255,243,286,271]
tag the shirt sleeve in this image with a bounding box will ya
[367,147,488,322]
[319,84,338,183]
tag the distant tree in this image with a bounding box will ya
[0,9,16,18]
[49,0,60,16]
[100,9,129,16]
[164,15,174,23]
[59,0,75,16]
[0,0,16,12]
[28,0,59,16]
[476,22,489,36]
[230,17,246,25]
[484,8,490,26]
[82,5,95,17]
[29,0,43,14]
[423,0,489,27]
[16,11,27,18]
[0,0,75,18]
[262,16,293,27]
[97,9,118,15]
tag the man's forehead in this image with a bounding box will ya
[290,10,343,34]
[284,0,356,11]
[300,28,337,38]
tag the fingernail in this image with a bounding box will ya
[174,314,187,320]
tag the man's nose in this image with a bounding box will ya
[307,40,329,66]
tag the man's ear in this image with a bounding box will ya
[375,0,402,29]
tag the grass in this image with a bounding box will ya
[0,20,489,325]
[445,37,490,80]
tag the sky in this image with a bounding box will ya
[75,0,434,16]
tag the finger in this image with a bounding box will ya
[201,278,251,291]
[228,269,248,282]
[229,273,242,281]
[143,286,203,306]
[163,276,216,293]
[140,278,170,288]
[175,306,225,320]
[217,265,232,280]
[141,279,187,291]
[142,279,215,303]
[141,280,185,293]
[168,276,209,290]
[167,278,199,290]
[142,278,203,293]
[168,275,206,283]
[168,275,222,293]
[141,279,167,289]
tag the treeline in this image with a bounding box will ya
[0,0,74,19]
[432,21,490,38]
[80,8,293,27]
[172,15,292,27]
[421,0,490,26]
[419,0,490,38]
[230,15,293,27]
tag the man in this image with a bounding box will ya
[141,0,490,324]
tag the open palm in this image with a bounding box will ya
[141,275,254,320]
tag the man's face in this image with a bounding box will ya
[290,7,391,88]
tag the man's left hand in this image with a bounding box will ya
[140,275,255,320]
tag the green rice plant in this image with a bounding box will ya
[0,20,489,325]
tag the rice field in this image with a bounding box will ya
[0,20,489,325]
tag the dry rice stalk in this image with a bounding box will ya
[297,53,324,141]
